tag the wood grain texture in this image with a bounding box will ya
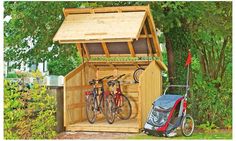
[53,12,146,41]
[63,6,148,16]
[139,60,163,127]
[55,6,162,58]
[66,119,139,133]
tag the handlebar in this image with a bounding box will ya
[89,75,114,85]
[115,74,126,81]
[107,74,126,86]
[98,75,114,82]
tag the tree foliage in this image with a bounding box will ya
[4,1,83,74]
[150,1,232,128]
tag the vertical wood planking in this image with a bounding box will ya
[139,60,162,127]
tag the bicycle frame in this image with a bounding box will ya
[91,82,106,112]
[114,82,123,107]
[108,75,124,107]
[88,75,113,112]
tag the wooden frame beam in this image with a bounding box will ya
[76,43,83,57]
[143,25,153,57]
[89,54,152,57]
[101,42,110,57]
[127,41,136,57]
[135,12,147,40]
[146,6,162,59]
[58,38,133,44]
[101,42,116,69]
[82,43,90,59]
[63,6,149,17]
[139,34,153,38]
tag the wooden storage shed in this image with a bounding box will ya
[53,6,167,133]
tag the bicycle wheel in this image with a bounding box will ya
[133,68,145,83]
[181,114,194,137]
[117,94,132,120]
[105,94,115,124]
[86,94,96,124]
[99,94,105,116]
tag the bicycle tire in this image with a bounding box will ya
[181,114,194,137]
[133,68,145,83]
[117,94,132,120]
[86,94,96,124]
[105,94,116,124]
[99,94,105,116]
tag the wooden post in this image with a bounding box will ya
[76,43,83,57]
[143,25,153,57]
[101,42,110,57]
[127,41,136,57]
[82,43,90,59]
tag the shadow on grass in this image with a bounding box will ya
[126,129,232,140]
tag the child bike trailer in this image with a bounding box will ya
[143,88,194,137]
[144,50,194,137]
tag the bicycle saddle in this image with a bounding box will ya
[89,79,96,85]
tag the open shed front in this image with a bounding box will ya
[63,60,166,132]
[53,6,167,133]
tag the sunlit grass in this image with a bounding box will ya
[126,129,232,139]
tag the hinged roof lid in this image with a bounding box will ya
[53,12,146,42]
[53,6,162,59]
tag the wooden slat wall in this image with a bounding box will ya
[64,62,96,126]
[138,60,163,128]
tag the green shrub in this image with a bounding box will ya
[6,72,18,78]
[4,70,57,139]
[189,57,232,129]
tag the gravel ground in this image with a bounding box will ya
[55,131,138,139]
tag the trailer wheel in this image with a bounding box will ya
[181,114,194,137]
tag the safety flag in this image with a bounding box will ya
[185,50,192,67]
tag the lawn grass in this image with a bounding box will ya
[127,129,232,139]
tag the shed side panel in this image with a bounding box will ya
[64,63,96,126]
[139,61,162,127]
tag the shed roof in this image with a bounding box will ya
[53,12,147,42]
[53,6,162,60]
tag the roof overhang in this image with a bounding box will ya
[53,6,162,59]
[53,12,147,42]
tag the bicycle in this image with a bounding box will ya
[85,75,113,124]
[105,74,132,124]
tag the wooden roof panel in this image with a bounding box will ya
[53,12,146,42]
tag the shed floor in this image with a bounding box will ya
[66,118,140,133]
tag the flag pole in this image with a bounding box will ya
[185,49,190,98]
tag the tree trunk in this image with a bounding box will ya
[165,33,175,85]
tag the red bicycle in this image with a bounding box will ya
[105,74,132,124]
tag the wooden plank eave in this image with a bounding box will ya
[63,6,149,17]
